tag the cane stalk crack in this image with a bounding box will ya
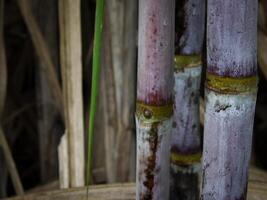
[136,102,172,199]
[142,123,159,200]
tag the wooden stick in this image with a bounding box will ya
[59,0,85,187]
[104,0,137,183]
[101,14,118,183]
[170,0,205,199]
[202,0,258,199]
[16,0,64,118]
[136,0,175,199]
[58,133,69,189]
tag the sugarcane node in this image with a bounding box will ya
[170,151,202,166]
[136,102,173,123]
[206,72,258,94]
[143,108,153,119]
[174,54,202,71]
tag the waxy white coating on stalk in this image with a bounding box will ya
[171,66,201,153]
[202,90,256,200]
[176,0,205,54]
[207,0,257,77]
[202,0,258,199]
[137,0,175,105]
[172,0,205,156]
[170,65,202,200]
[170,0,205,199]
[136,0,175,199]
[136,118,171,200]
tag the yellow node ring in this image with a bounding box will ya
[206,72,258,94]
[171,152,201,165]
[174,54,202,71]
[136,102,173,123]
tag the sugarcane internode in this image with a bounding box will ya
[172,53,202,167]
[170,57,202,200]
[202,87,257,200]
[202,73,258,200]
[136,108,173,199]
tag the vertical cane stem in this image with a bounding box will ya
[136,0,175,199]
[201,1,258,199]
[170,1,205,199]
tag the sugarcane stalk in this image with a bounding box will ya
[201,1,258,199]
[136,0,175,199]
[170,1,205,199]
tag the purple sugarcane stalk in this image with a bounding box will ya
[136,0,175,199]
[170,0,205,199]
[201,0,258,200]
